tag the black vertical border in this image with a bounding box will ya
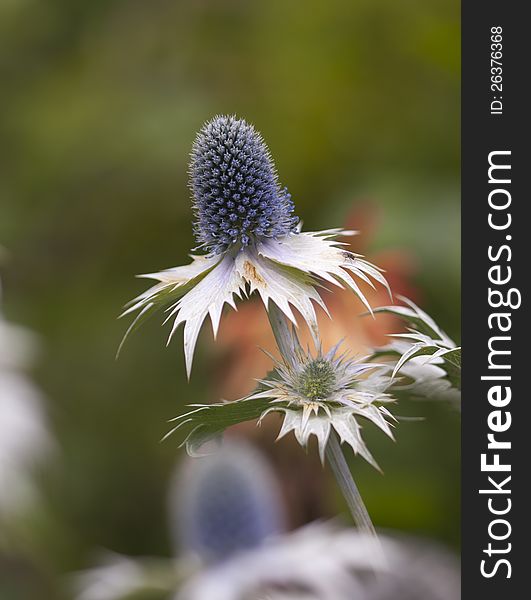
[462,2,527,597]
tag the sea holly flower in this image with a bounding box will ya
[166,338,396,470]
[120,116,389,377]
[250,346,395,468]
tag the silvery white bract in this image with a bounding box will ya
[373,296,461,399]
[120,116,389,377]
[0,284,53,526]
[166,340,396,470]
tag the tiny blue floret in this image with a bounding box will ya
[190,115,299,254]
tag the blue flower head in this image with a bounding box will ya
[172,441,283,564]
[190,115,299,254]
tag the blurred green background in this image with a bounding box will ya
[0,0,460,597]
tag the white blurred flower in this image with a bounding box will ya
[0,285,53,525]
[178,524,378,600]
[74,553,185,600]
[74,554,150,600]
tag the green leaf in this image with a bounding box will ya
[164,397,281,456]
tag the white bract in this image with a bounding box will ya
[386,341,461,404]
[122,229,388,378]
[372,296,461,402]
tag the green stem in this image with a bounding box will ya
[267,302,377,537]
[267,302,297,369]
[326,432,377,537]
